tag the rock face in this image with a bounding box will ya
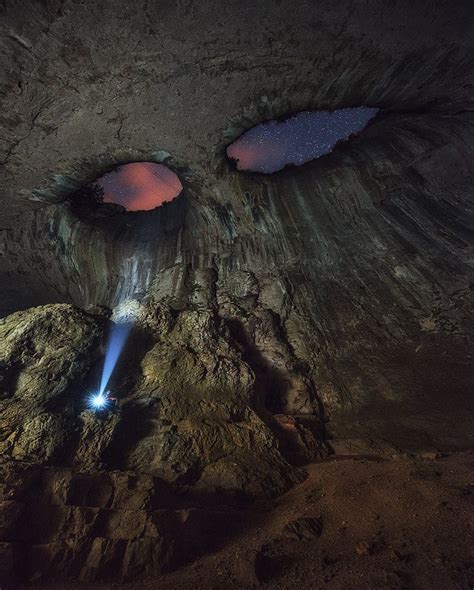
[0,303,316,487]
[281,516,323,541]
[0,0,473,584]
[0,461,244,583]
[0,305,104,463]
[0,302,316,582]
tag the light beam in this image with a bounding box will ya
[98,322,130,396]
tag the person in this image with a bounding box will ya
[105,391,118,406]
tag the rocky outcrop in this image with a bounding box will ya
[0,301,319,583]
[0,305,104,463]
[0,302,318,488]
[0,461,245,583]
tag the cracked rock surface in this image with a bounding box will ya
[0,297,320,582]
[0,0,473,584]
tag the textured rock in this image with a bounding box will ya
[1,113,472,453]
[281,516,323,541]
[0,461,244,582]
[0,0,473,583]
[0,302,314,582]
[0,304,104,462]
[0,2,472,451]
[0,303,310,492]
[0,0,472,213]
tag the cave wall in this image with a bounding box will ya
[1,0,473,582]
[0,0,473,481]
[2,108,473,449]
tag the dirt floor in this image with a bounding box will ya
[26,451,474,590]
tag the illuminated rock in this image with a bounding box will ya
[0,0,473,583]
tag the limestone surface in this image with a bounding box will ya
[0,0,473,584]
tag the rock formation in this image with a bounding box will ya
[0,0,473,584]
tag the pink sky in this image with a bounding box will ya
[98,162,182,211]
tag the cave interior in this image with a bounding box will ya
[0,1,473,588]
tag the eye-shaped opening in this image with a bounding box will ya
[226,107,379,174]
[68,161,183,216]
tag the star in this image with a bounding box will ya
[227,107,378,173]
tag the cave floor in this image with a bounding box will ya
[27,451,473,590]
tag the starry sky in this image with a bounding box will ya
[97,108,377,210]
[97,162,183,211]
[227,107,379,173]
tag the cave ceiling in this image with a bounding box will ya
[0,0,472,210]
